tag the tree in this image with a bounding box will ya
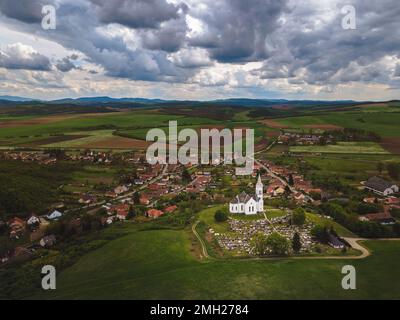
[182,168,192,183]
[377,162,385,175]
[288,174,294,186]
[387,162,400,180]
[292,207,306,226]
[265,232,290,255]
[284,185,291,196]
[214,209,228,222]
[251,232,268,256]
[134,205,147,216]
[0,221,6,236]
[133,192,140,205]
[329,226,338,237]
[96,208,108,216]
[357,202,383,215]
[292,232,302,253]
[311,225,330,244]
[127,205,136,219]
[0,239,14,258]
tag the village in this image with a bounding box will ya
[1,143,400,262]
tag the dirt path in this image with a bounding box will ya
[342,238,370,259]
[192,221,213,260]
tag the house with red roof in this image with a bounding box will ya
[107,204,130,220]
[140,194,150,205]
[147,209,164,219]
[164,205,178,214]
[362,206,395,225]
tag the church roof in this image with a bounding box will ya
[230,191,260,204]
[230,176,263,205]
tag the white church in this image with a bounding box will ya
[229,175,264,215]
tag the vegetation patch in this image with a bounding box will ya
[290,142,389,154]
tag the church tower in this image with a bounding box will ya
[256,174,263,198]
[256,175,264,212]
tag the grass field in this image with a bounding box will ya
[306,213,356,237]
[3,106,400,152]
[0,110,269,150]
[270,112,400,138]
[31,224,400,300]
[290,142,389,154]
[0,111,215,144]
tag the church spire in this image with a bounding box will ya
[256,174,263,197]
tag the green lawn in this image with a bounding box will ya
[31,224,400,299]
[290,142,389,154]
[198,205,230,233]
[265,208,287,219]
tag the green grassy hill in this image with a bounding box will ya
[31,224,400,300]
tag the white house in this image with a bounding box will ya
[229,175,264,215]
[114,185,129,195]
[27,215,40,226]
[47,210,63,221]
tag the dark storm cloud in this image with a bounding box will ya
[0,0,193,82]
[0,44,51,71]
[0,0,400,89]
[252,0,400,85]
[395,64,400,77]
[141,16,187,53]
[56,55,79,72]
[0,0,49,23]
[189,0,291,63]
[89,0,183,29]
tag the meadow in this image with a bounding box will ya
[2,102,400,153]
[30,223,400,300]
[0,110,213,147]
[290,142,389,155]
[272,111,400,138]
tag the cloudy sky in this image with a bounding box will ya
[0,0,399,101]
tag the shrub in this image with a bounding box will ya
[265,232,290,255]
[292,207,306,225]
[214,209,228,222]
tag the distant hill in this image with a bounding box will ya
[0,95,37,102]
[211,98,358,107]
[49,97,359,106]
[51,97,168,105]
[0,94,372,106]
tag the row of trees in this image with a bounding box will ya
[0,161,75,217]
[377,162,400,180]
[320,202,400,238]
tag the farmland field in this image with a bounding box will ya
[0,111,190,139]
[269,112,400,138]
[30,224,400,300]
[290,142,389,154]
[0,110,226,149]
